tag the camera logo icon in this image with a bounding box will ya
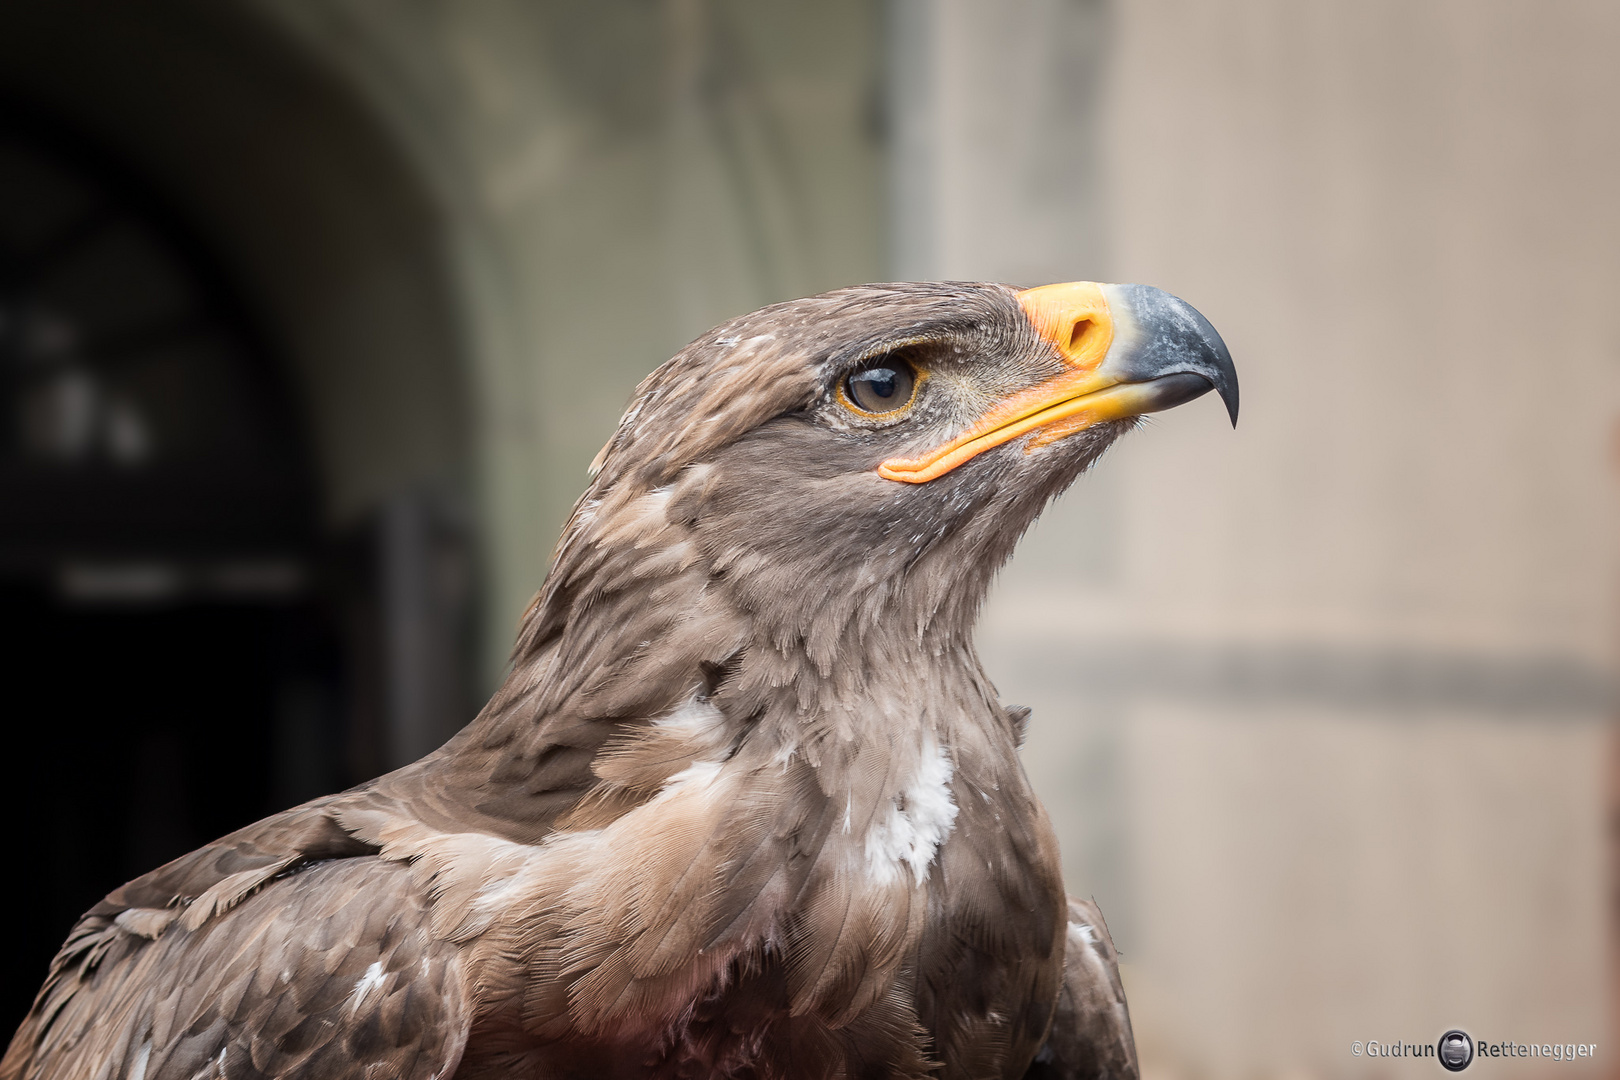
[1438,1030,1474,1072]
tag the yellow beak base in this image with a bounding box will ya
[878,282,1125,484]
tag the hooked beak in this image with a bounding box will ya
[878,281,1238,484]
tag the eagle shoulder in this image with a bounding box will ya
[3,852,467,1080]
[0,799,472,1080]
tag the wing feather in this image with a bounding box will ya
[3,859,468,1080]
[1022,896,1139,1080]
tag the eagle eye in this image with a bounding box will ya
[840,357,918,418]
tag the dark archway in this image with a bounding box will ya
[0,1,478,1035]
[0,108,348,1042]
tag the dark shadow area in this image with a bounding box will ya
[0,117,357,1034]
[0,0,479,1033]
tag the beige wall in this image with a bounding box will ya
[896,1,1620,1077]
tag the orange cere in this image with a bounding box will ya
[879,282,1124,484]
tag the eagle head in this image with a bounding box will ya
[535,280,1236,680]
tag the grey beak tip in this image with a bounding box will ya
[1118,284,1241,430]
[1213,344,1239,427]
[1182,302,1239,429]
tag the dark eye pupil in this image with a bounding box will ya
[865,370,898,397]
[845,360,915,414]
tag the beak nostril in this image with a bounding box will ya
[1017,282,1114,369]
[1067,319,1090,354]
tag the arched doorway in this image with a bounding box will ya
[0,1,478,1034]
[0,114,347,1036]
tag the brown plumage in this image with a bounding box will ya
[3,280,1234,1080]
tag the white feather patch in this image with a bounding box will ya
[348,960,387,1013]
[129,1039,151,1080]
[656,758,726,799]
[654,695,727,739]
[863,735,958,885]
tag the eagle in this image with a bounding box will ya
[3,280,1235,1080]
